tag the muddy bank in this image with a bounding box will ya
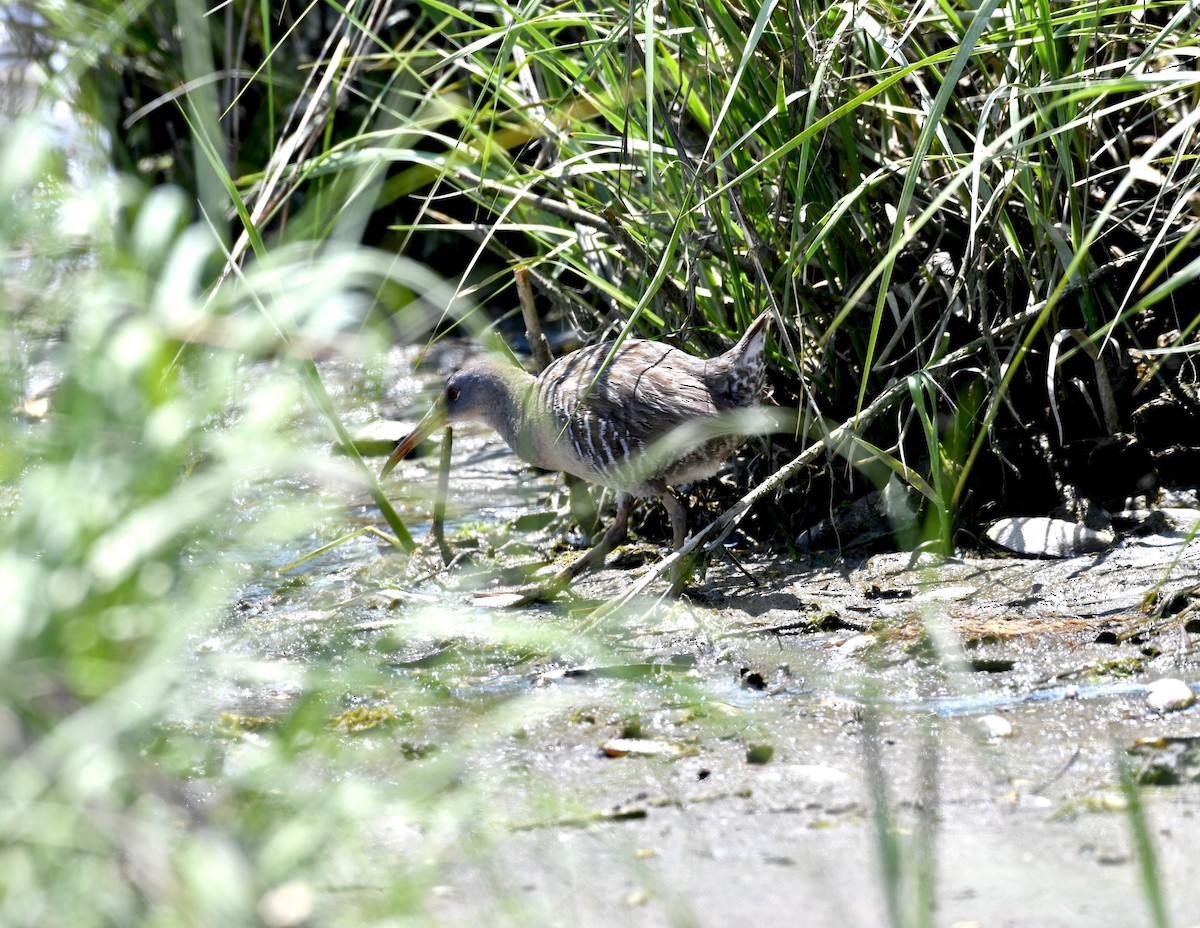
[357,519,1200,926]
[204,348,1200,926]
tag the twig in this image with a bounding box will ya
[511,788,751,831]
[515,266,553,372]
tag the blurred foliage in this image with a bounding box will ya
[0,98,470,927]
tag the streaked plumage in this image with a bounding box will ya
[383,314,769,589]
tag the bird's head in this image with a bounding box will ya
[380,361,520,477]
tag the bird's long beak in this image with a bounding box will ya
[381,399,446,478]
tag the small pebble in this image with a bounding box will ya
[1146,678,1195,713]
[258,881,315,928]
[984,517,1114,558]
[818,696,863,723]
[977,714,1013,739]
[601,738,681,757]
[838,634,876,656]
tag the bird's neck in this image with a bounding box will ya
[477,362,539,456]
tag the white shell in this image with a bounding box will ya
[984,517,1115,558]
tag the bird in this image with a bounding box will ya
[382,313,770,597]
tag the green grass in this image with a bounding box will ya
[19,1,1199,552]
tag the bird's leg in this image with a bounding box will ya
[659,489,692,596]
[660,490,687,551]
[559,491,634,580]
[511,493,634,604]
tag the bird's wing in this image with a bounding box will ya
[535,342,718,484]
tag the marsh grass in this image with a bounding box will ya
[17,0,1200,541]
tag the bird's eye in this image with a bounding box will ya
[446,387,461,403]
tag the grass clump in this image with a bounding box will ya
[21,0,1199,548]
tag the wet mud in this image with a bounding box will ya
[202,349,1200,926]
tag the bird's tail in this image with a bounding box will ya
[733,311,771,353]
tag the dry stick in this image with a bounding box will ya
[515,266,553,373]
[583,295,1061,624]
[223,35,350,277]
[432,425,454,566]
